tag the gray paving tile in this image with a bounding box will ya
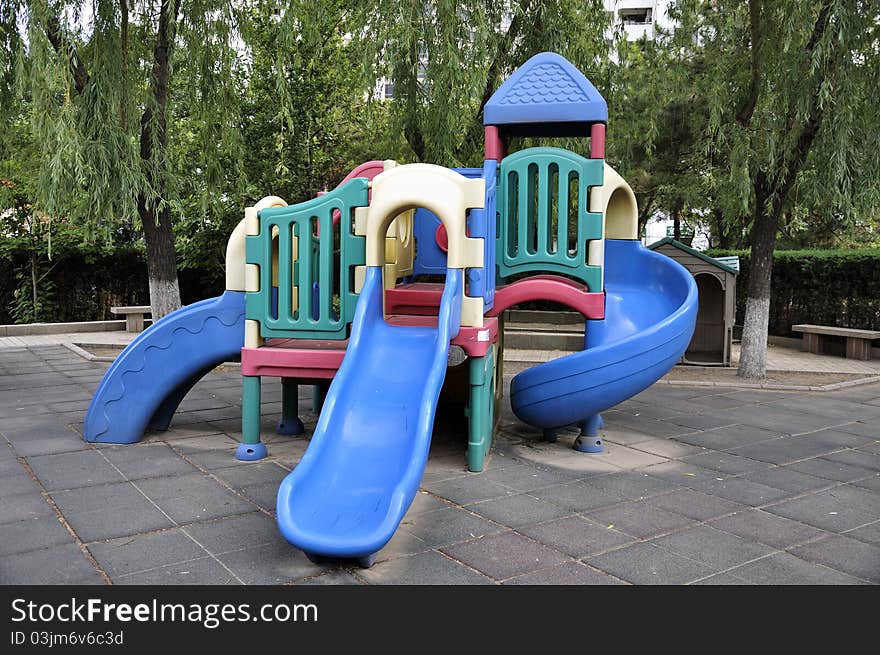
[212,461,289,488]
[589,471,680,500]
[88,529,207,578]
[630,438,705,459]
[0,515,73,556]
[405,491,452,516]
[467,493,571,528]
[646,489,744,521]
[183,512,279,554]
[728,552,867,585]
[136,472,257,523]
[636,460,721,485]
[422,475,513,505]
[518,515,634,558]
[399,506,503,548]
[296,570,363,585]
[0,465,39,496]
[766,485,880,532]
[785,456,877,483]
[0,490,57,524]
[845,521,880,545]
[102,443,196,480]
[587,542,715,585]
[0,543,104,584]
[668,424,783,450]
[741,467,832,494]
[710,509,827,549]
[505,561,624,585]
[662,413,738,430]
[26,450,125,490]
[359,550,493,585]
[851,475,880,492]
[822,449,880,473]
[442,531,568,580]
[838,422,879,438]
[652,525,775,569]
[691,572,748,585]
[680,451,770,475]
[789,535,880,583]
[531,480,627,513]
[115,557,240,585]
[215,540,325,584]
[587,500,695,539]
[4,430,89,456]
[692,477,791,507]
[481,462,580,491]
[729,436,845,465]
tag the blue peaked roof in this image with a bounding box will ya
[484,52,607,131]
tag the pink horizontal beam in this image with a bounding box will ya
[487,275,605,320]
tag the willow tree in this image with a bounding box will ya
[4,1,245,318]
[355,0,611,167]
[673,0,880,378]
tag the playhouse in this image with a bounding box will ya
[82,53,697,566]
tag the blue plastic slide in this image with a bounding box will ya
[83,290,246,444]
[276,266,462,563]
[510,240,698,442]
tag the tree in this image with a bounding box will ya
[355,0,612,168]
[4,1,247,318]
[673,0,880,378]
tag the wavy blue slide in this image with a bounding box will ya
[510,239,698,446]
[276,267,462,564]
[83,290,245,444]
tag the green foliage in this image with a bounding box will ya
[356,0,611,167]
[707,248,880,335]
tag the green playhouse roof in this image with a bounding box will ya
[647,237,739,276]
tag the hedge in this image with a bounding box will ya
[706,248,880,336]
[0,249,221,325]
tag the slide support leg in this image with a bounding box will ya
[467,349,495,473]
[237,375,267,461]
[276,378,305,436]
[311,384,327,413]
[574,413,604,453]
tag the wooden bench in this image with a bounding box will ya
[791,324,880,361]
[111,306,152,333]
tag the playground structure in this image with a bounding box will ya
[83,53,698,566]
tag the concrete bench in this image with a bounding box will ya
[791,324,880,361]
[111,306,152,333]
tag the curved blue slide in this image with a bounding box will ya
[510,239,698,439]
[276,267,462,563]
[83,290,245,444]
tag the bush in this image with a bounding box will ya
[707,248,880,335]
[0,246,221,325]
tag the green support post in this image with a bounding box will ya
[277,378,304,436]
[312,383,327,413]
[467,348,495,472]
[236,375,267,461]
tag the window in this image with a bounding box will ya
[619,8,652,25]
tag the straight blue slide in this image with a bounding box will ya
[510,239,698,441]
[83,290,246,444]
[276,266,463,563]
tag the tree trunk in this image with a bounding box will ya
[138,200,181,319]
[672,201,681,241]
[737,174,778,378]
[138,0,182,319]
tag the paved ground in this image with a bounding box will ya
[0,343,878,585]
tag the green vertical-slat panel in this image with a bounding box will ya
[277,221,292,325]
[557,163,570,261]
[297,220,312,325]
[319,209,333,325]
[517,168,529,258]
[246,177,368,339]
[536,161,549,257]
[497,147,604,290]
